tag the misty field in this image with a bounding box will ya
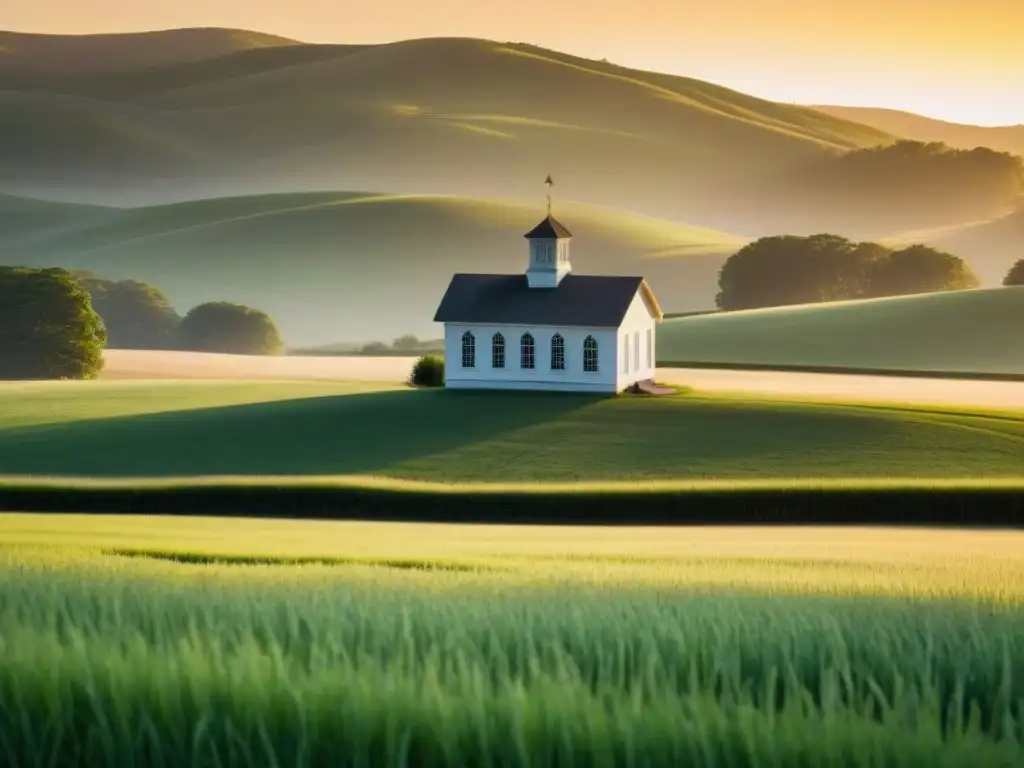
[1,518,1022,767]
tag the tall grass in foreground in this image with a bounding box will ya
[0,555,1022,766]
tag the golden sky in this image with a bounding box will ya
[7,0,1023,125]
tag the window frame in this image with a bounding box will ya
[520,332,535,370]
[461,330,476,369]
[583,335,599,373]
[550,332,565,371]
[492,332,505,369]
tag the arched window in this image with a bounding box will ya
[520,332,535,369]
[492,332,505,369]
[550,333,565,370]
[583,336,598,372]
[461,331,475,368]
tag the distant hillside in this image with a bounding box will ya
[658,287,1024,376]
[0,191,746,346]
[812,105,1024,157]
[930,207,1024,285]
[0,34,894,229]
[0,28,299,78]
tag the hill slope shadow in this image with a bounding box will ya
[0,389,601,478]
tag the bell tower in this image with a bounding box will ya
[524,175,573,289]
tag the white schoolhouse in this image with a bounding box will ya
[433,205,664,393]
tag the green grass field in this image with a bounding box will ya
[1,519,1022,766]
[0,191,744,345]
[659,286,1024,376]
[1,380,1023,483]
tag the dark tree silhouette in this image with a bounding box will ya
[1004,259,1024,286]
[176,301,284,355]
[0,266,106,379]
[868,245,980,297]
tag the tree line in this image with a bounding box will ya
[715,235,985,310]
[771,140,1024,232]
[1,267,284,380]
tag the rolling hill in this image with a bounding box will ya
[0,32,895,228]
[931,207,1024,284]
[812,105,1024,157]
[0,191,747,346]
[657,287,1024,376]
[0,28,299,78]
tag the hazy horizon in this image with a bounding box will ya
[5,0,1023,128]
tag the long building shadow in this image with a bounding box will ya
[0,388,603,478]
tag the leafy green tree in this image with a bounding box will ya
[716,234,875,310]
[0,266,106,379]
[74,272,181,349]
[176,302,284,355]
[869,245,980,297]
[1004,259,1024,286]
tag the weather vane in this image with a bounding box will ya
[545,174,554,215]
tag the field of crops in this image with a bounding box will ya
[1,516,1022,766]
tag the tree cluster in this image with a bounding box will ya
[0,267,106,379]
[358,335,442,356]
[2,265,287,379]
[71,272,284,356]
[73,271,181,349]
[716,234,980,311]
[786,140,1024,230]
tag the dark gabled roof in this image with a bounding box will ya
[524,215,572,239]
[433,273,661,327]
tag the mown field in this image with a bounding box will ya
[1,517,1022,766]
[2,380,1023,483]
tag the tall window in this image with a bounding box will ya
[492,333,505,368]
[520,332,535,369]
[633,331,640,370]
[583,336,598,372]
[461,331,475,368]
[623,334,630,374]
[550,333,565,370]
[646,329,652,369]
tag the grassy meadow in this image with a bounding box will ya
[659,286,1024,376]
[2,380,1023,483]
[1,519,1022,766]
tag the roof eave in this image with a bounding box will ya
[639,279,664,321]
